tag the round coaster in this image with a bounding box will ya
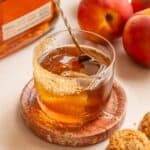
[20,80,126,147]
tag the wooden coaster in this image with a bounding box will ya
[20,80,126,147]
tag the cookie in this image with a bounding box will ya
[106,129,150,150]
[140,112,150,139]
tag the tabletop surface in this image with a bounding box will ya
[0,1,150,150]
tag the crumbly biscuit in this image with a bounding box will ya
[106,129,150,150]
[140,112,150,139]
[145,143,150,150]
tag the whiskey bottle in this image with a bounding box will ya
[0,0,58,58]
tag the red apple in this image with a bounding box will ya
[123,8,150,67]
[77,0,133,41]
[132,0,150,12]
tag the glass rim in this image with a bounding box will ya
[38,29,116,79]
[48,29,115,73]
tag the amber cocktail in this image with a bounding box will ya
[33,30,115,129]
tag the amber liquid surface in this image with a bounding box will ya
[0,0,58,58]
[35,46,113,128]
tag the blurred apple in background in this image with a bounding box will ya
[131,0,150,12]
[123,8,150,67]
[77,0,133,41]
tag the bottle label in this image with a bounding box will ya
[2,2,53,40]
